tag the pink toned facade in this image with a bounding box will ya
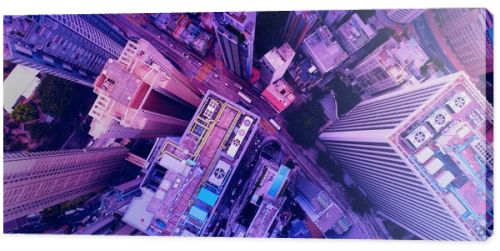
[3,146,128,222]
[260,79,296,113]
[88,39,202,139]
[426,9,493,79]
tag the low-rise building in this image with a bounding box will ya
[246,159,291,237]
[261,79,296,113]
[260,43,295,86]
[294,174,351,237]
[3,65,40,113]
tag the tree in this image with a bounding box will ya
[285,101,327,147]
[37,75,76,118]
[419,63,429,76]
[11,103,38,123]
[345,186,372,215]
[326,76,361,116]
[27,123,53,141]
[316,151,345,183]
[6,140,28,152]
[285,159,296,169]
[431,57,444,70]
[354,10,376,22]
[310,86,324,101]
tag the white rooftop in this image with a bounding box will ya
[3,65,40,113]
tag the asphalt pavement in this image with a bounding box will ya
[103,14,381,239]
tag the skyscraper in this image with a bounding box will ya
[122,91,260,236]
[282,11,318,50]
[259,43,295,85]
[215,12,256,80]
[384,9,425,24]
[425,9,493,79]
[3,146,129,223]
[88,39,201,139]
[319,72,493,240]
[3,15,127,87]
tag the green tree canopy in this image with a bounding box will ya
[285,101,326,147]
[37,75,77,118]
[11,103,38,123]
[345,186,372,215]
[316,151,345,184]
[27,122,54,141]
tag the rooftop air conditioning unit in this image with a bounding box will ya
[212,167,227,180]
[405,125,433,149]
[446,92,471,113]
[426,108,452,132]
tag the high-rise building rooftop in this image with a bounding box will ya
[319,72,493,240]
[215,12,256,79]
[336,13,376,54]
[351,37,428,98]
[88,39,201,139]
[245,159,290,237]
[122,91,260,236]
[303,25,348,74]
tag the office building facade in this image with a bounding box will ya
[425,9,493,79]
[3,15,127,87]
[4,146,129,223]
[319,72,493,240]
[215,12,256,80]
[384,9,425,24]
[282,11,318,50]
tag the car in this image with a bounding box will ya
[224,82,229,87]
[169,43,173,47]
[214,74,219,78]
[234,83,243,90]
[236,100,251,110]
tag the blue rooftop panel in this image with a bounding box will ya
[267,165,290,198]
[188,206,208,222]
[197,187,219,207]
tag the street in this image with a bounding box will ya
[104,14,381,239]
